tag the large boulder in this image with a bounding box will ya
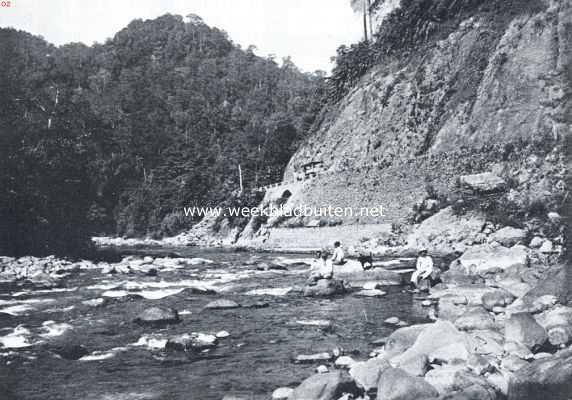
[459,173,506,193]
[456,244,528,275]
[290,371,361,400]
[390,321,468,367]
[489,227,527,247]
[383,324,431,359]
[133,306,180,326]
[535,306,572,346]
[522,266,571,305]
[455,307,496,331]
[303,279,346,297]
[377,367,439,400]
[508,348,572,400]
[349,357,390,391]
[481,290,515,311]
[504,313,547,350]
[334,263,403,286]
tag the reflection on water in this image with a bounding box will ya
[0,248,430,400]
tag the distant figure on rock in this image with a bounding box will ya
[410,249,439,292]
[307,250,333,285]
[331,241,346,265]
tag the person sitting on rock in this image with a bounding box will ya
[307,250,333,285]
[331,241,346,265]
[410,249,436,292]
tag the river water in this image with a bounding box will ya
[0,248,432,400]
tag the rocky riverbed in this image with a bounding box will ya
[0,242,570,400]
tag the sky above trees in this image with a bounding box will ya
[0,0,363,73]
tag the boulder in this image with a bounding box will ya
[295,352,333,364]
[489,227,527,247]
[455,307,496,331]
[522,266,570,305]
[377,367,439,400]
[290,371,361,400]
[272,387,294,400]
[429,342,470,364]
[354,289,387,297]
[505,313,547,350]
[334,264,403,286]
[535,306,572,346]
[467,354,494,375]
[383,324,430,359]
[165,333,217,352]
[424,366,466,395]
[539,240,554,253]
[529,237,544,248]
[508,348,572,400]
[349,357,390,391]
[390,321,468,367]
[398,353,429,377]
[501,354,529,372]
[468,330,505,356]
[203,299,240,309]
[457,245,528,275]
[303,279,346,297]
[481,290,515,311]
[495,278,532,298]
[334,355,355,368]
[504,341,533,360]
[459,173,506,193]
[52,343,90,360]
[134,306,179,326]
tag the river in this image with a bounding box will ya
[0,247,432,400]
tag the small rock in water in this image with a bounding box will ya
[362,281,383,290]
[315,365,329,374]
[216,330,230,339]
[295,352,333,363]
[272,387,294,400]
[134,306,180,326]
[295,319,332,327]
[166,333,218,352]
[384,317,401,325]
[203,299,240,310]
[355,289,387,297]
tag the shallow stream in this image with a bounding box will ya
[0,248,431,400]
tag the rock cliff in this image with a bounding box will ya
[281,0,571,224]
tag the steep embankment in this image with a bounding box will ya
[239,0,572,250]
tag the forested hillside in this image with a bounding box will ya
[0,14,323,256]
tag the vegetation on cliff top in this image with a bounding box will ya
[327,0,547,102]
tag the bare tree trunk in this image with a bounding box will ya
[367,0,374,38]
[363,0,369,42]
